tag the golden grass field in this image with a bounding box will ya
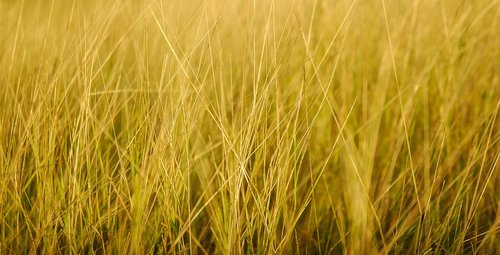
[0,0,499,254]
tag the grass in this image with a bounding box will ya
[0,0,499,254]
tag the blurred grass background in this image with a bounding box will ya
[0,0,499,253]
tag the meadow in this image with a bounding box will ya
[0,0,499,254]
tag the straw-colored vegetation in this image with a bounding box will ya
[0,0,499,254]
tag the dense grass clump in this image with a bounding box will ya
[0,0,499,254]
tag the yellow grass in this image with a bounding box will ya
[0,0,499,254]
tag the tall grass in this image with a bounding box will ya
[0,0,499,253]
